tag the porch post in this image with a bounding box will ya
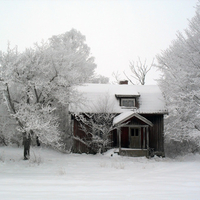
[146,126,149,157]
[118,128,121,155]
[143,127,145,149]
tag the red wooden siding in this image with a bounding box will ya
[73,119,90,153]
[142,114,164,154]
[72,114,165,156]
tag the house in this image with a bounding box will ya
[69,82,168,157]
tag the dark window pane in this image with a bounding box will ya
[121,99,135,107]
[135,129,139,136]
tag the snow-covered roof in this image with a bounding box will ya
[69,84,168,114]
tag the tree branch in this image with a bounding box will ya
[123,71,135,85]
[4,84,24,129]
[128,58,154,85]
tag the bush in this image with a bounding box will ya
[165,139,200,158]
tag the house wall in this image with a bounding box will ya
[142,114,164,155]
[111,114,165,156]
[72,119,94,153]
[72,114,165,156]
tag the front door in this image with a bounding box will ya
[130,128,141,148]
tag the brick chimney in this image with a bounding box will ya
[119,80,128,85]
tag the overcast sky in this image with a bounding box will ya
[0,0,198,84]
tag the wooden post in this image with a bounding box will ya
[117,128,119,147]
[143,127,145,149]
[146,127,149,157]
[118,128,121,155]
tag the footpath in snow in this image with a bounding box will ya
[0,146,200,200]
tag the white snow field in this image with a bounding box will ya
[0,146,200,200]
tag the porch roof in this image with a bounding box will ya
[113,111,153,127]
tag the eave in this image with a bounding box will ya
[115,94,140,98]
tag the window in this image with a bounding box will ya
[135,129,139,136]
[121,98,135,107]
[131,129,134,136]
[131,128,139,136]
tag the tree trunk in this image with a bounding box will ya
[23,133,31,160]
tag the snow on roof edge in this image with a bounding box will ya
[69,84,168,114]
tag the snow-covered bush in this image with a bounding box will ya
[57,167,66,175]
[29,150,43,166]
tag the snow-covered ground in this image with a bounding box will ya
[0,146,200,200]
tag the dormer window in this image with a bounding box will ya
[121,98,135,107]
[115,94,140,108]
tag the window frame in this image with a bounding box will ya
[120,98,136,108]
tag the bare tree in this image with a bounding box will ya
[112,71,122,84]
[124,58,154,85]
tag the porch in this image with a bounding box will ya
[114,148,148,157]
[113,112,154,157]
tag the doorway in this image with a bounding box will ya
[130,128,141,148]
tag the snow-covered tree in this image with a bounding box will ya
[0,29,96,159]
[75,113,116,153]
[89,74,109,84]
[0,105,18,146]
[156,3,200,156]
[74,94,118,154]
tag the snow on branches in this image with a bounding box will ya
[156,4,200,155]
[0,29,96,150]
[75,113,117,154]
